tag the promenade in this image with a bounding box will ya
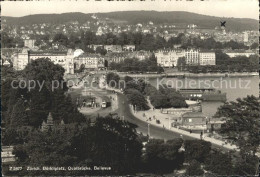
[105,85,239,151]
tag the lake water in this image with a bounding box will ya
[148,76,259,117]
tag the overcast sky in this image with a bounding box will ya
[1,0,259,20]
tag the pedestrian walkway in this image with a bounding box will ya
[130,106,238,150]
[101,75,238,150]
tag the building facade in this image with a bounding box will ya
[199,51,216,65]
[13,49,74,74]
[74,53,105,70]
[185,49,199,65]
[224,50,255,58]
[155,50,185,67]
[13,49,30,70]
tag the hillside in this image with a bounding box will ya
[2,11,258,31]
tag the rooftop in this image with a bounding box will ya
[182,112,206,118]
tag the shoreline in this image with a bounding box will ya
[117,72,259,78]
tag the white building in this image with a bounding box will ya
[155,50,185,67]
[199,51,216,65]
[13,49,74,74]
[185,49,199,65]
[224,50,255,58]
[74,53,105,70]
[73,49,84,58]
[24,39,36,49]
[29,50,74,74]
[243,32,249,43]
[13,49,29,70]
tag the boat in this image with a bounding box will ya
[178,88,227,102]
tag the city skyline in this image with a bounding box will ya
[1,0,259,20]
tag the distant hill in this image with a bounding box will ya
[2,11,258,31]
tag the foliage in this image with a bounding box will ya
[215,95,260,155]
[11,116,143,176]
[106,72,120,88]
[149,86,188,108]
[185,160,204,176]
[204,150,233,175]
[184,140,211,163]
[143,139,184,174]
[109,56,164,73]
[124,88,150,111]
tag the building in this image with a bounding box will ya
[73,49,84,57]
[180,112,207,128]
[185,49,199,65]
[74,53,105,70]
[29,50,74,74]
[199,50,216,65]
[122,45,135,51]
[243,31,249,43]
[106,52,130,63]
[13,48,29,70]
[87,44,104,51]
[13,49,74,74]
[224,50,255,58]
[155,49,185,67]
[104,45,122,53]
[132,50,153,60]
[24,39,36,49]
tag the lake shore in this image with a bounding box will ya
[117,72,259,78]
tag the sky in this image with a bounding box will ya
[1,0,259,20]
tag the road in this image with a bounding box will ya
[80,73,231,151]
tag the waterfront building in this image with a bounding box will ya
[224,50,255,58]
[185,49,199,65]
[180,112,207,127]
[155,49,185,67]
[106,52,130,63]
[13,49,74,74]
[13,48,30,70]
[199,50,216,65]
[29,49,74,74]
[132,50,153,60]
[74,53,105,70]
[87,44,104,51]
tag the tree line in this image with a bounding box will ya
[109,54,164,73]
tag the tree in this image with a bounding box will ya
[144,139,184,174]
[177,57,186,71]
[106,72,120,88]
[10,98,28,127]
[250,42,258,49]
[53,33,69,46]
[205,151,233,175]
[215,95,260,155]
[215,50,230,65]
[96,46,107,56]
[125,88,150,111]
[185,160,204,176]
[184,140,211,163]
